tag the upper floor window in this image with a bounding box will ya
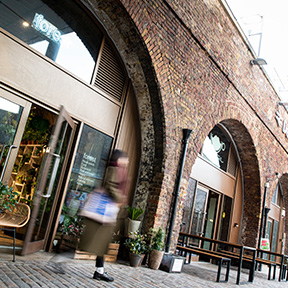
[0,0,103,83]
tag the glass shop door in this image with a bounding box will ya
[0,88,31,184]
[190,186,209,236]
[22,106,75,255]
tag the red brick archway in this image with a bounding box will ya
[221,119,261,247]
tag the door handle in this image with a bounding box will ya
[40,153,60,198]
[0,145,9,166]
[0,145,17,181]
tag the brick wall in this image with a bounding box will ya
[86,0,288,251]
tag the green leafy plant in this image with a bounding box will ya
[124,231,148,255]
[148,227,165,251]
[0,181,19,212]
[126,206,144,220]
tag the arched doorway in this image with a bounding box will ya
[181,123,242,244]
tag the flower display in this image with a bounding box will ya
[61,215,85,237]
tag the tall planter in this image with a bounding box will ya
[148,249,164,270]
[127,218,141,237]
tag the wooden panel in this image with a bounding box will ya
[191,156,236,198]
[229,169,242,244]
[269,203,281,220]
[0,31,119,136]
[115,84,141,205]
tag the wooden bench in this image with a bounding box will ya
[178,232,288,283]
[219,249,277,280]
[256,249,288,282]
[178,232,256,285]
[0,203,31,261]
[176,245,231,282]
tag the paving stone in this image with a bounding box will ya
[0,251,288,287]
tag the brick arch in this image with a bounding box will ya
[83,1,165,214]
[221,119,261,247]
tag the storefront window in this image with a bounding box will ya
[181,178,196,233]
[62,124,113,217]
[0,0,103,83]
[0,97,23,145]
[202,126,230,172]
[0,97,23,178]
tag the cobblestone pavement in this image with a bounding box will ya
[0,251,288,287]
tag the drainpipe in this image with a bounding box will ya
[257,180,269,270]
[256,181,269,271]
[276,174,285,254]
[165,128,192,252]
[258,181,269,250]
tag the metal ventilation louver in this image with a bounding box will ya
[93,41,125,102]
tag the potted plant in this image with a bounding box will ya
[124,230,148,267]
[58,210,85,252]
[126,205,144,237]
[0,181,19,213]
[147,227,165,270]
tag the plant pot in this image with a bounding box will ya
[148,249,164,270]
[127,218,141,237]
[129,253,145,267]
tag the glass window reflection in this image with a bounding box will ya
[62,124,113,218]
[0,0,103,83]
[0,97,23,145]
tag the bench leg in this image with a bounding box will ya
[216,259,230,283]
[188,252,192,264]
[237,255,244,285]
[268,265,276,280]
[216,259,222,282]
[279,265,286,281]
[268,265,272,280]
[225,260,231,282]
[248,261,255,283]
[283,266,287,281]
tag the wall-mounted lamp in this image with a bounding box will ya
[250,58,267,66]
[278,101,288,106]
[22,21,30,27]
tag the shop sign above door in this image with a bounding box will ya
[32,13,62,44]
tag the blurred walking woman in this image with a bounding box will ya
[79,149,129,282]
